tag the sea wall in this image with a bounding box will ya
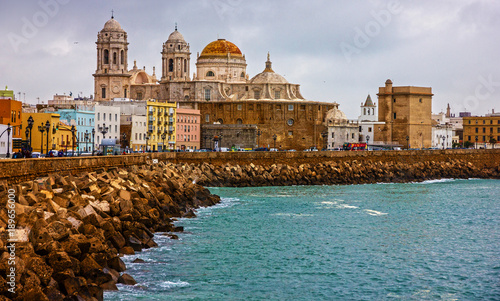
[0,163,220,300]
[0,149,499,184]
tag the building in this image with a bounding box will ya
[463,114,500,149]
[92,17,337,150]
[358,95,385,144]
[325,104,359,149]
[113,99,147,152]
[176,107,200,151]
[375,79,433,149]
[146,100,176,151]
[48,94,94,109]
[56,106,95,153]
[202,124,258,150]
[21,113,61,154]
[94,103,121,149]
[0,87,23,151]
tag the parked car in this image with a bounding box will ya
[254,147,269,151]
[269,148,279,152]
[31,152,42,158]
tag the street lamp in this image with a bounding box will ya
[70,125,76,155]
[122,133,127,151]
[45,120,50,156]
[161,132,166,152]
[6,123,11,158]
[91,128,95,155]
[405,135,409,149]
[38,122,46,155]
[84,130,90,152]
[273,134,277,149]
[256,129,262,148]
[366,135,371,150]
[27,116,34,151]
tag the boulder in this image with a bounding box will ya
[118,273,137,285]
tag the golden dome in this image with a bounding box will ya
[200,39,243,57]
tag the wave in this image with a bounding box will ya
[364,209,388,216]
[160,280,190,289]
[416,179,455,184]
[271,213,314,217]
[336,204,358,209]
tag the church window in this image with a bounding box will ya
[245,86,249,91]
[372,108,375,115]
[237,119,243,124]
[137,92,143,100]
[206,71,215,77]
[300,105,306,111]
[124,88,127,98]
[168,59,174,72]
[288,104,294,111]
[276,104,281,110]
[331,132,334,138]
[178,45,181,50]
[184,60,187,72]
[120,50,124,65]
[393,113,396,119]
[237,104,242,111]
[103,49,109,64]
[102,88,106,99]
[275,90,281,99]
[241,72,245,78]
[288,131,293,136]
[254,90,260,99]
[287,119,294,126]
[205,114,210,122]
[113,52,117,64]
[204,89,211,101]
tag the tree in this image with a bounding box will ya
[464,141,474,149]
[489,136,497,149]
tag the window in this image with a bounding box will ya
[103,49,109,64]
[498,128,500,133]
[115,125,117,133]
[237,119,243,124]
[137,92,143,100]
[184,59,187,72]
[120,50,124,65]
[169,59,174,72]
[419,98,422,103]
[241,72,245,78]
[135,133,138,140]
[204,89,211,101]
[393,113,396,119]
[475,128,478,133]
[275,90,281,99]
[352,133,355,139]
[300,105,306,111]
[249,104,254,111]
[115,114,118,122]
[102,87,106,99]
[113,52,117,64]
[393,98,396,103]
[237,104,242,111]
[276,104,282,110]
[205,114,210,122]
[103,113,106,121]
[206,71,215,77]
[288,104,294,111]
[287,119,294,126]
[468,136,471,141]
[254,90,260,99]
[368,127,372,132]
[109,113,112,121]
[288,131,293,136]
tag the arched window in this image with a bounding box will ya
[237,118,243,124]
[168,59,174,72]
[103,49,109,64]
[184,59,187,72]
[113,52,117,64]
[120,50,124,65]
[364,108,366,115]
[206,71,215,77]
[240,72,245,78]
[217,118,223,124]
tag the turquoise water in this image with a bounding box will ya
[105,179,500,300]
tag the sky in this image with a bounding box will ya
[1,0,499,119]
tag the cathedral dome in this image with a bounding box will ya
[200,39,243,57]
[250,53,288,84]
[102,17,124,32]
[326,107,347,122]
[167,29,185,42]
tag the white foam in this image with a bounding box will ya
[160,281,190,289]
[416,179,455,184]
[272,213,314,217]
[336,204,358,209]
[364,209,388,216]
[320,201,338,205]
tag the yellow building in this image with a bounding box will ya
[22,113,61,153]
[463,115,500,148]
[146,100,176,151]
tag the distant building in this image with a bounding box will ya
[57,106,95,153]
[0,87,23,151]
[358,95,384,144]
[146,100,176,151]
[325,104,359,149]
[48,94,94,109]
[21,113,60,153]
[94,103,121,149]
[375,79,433,149]
[463,115,500,148]
[176,107,200,151]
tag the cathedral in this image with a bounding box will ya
[93,16,339,150]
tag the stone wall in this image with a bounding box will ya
[0,149,499,184]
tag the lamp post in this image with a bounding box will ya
[27,116,34,151]
[406,135,409,149]
[91,128,95,155]
[85,130,89,152]
[45,120,50,156]
[25,128,29,151]
[122,133,127,151]
[98,123,108,154]
[70,125,76,156]
[38,123,46,155]
[256,129,262,148]
[161,132,167,152]
[6,123,11,158]
[273,134,277,149]
[366,135,371,150]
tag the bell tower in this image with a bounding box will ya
[161,25,191,82]
[93,15,131,101]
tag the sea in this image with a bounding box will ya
[105,179,500,300]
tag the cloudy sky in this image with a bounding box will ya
[1,0,499,118]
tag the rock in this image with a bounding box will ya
[120,246,135,255]
[47,251,73,273]
[127,236,143,252]
[26,256,53,286]
[118,273,137,285]
[108,256,126,272]
[100,280,118,291]
[132,258,145,263]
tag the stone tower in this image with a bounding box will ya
[161,26,191,82]
[93,16,131,101]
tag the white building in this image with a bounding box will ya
[0,124,13,158]
[432,109,454,148]
[112,99,148,152]
[358,95,385,144]
[325,104,359,149]
[94,102,121,149]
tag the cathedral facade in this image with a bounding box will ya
[93,17,339,150]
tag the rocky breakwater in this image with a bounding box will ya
[172,159,500,187]
[0,163,220,300]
